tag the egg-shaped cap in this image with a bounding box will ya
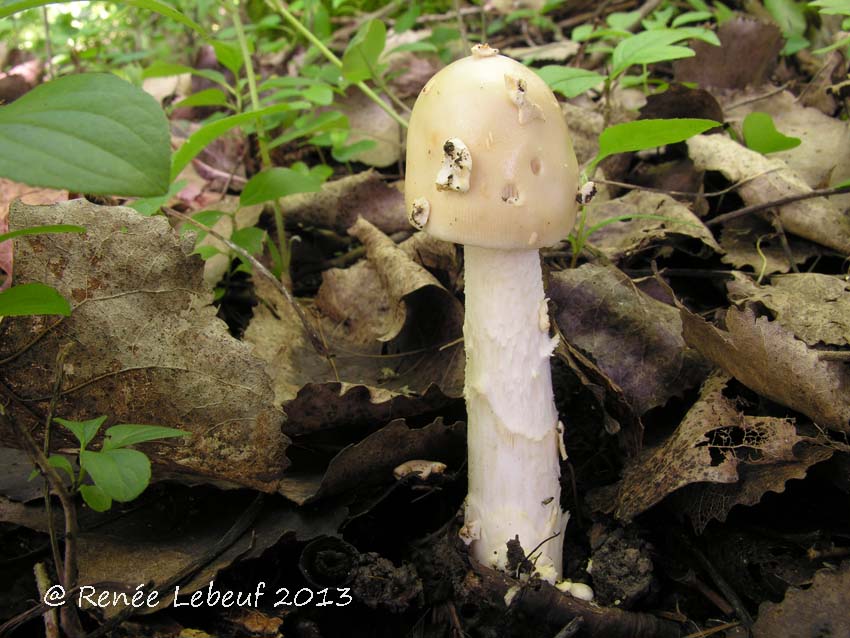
[404,45,579,250]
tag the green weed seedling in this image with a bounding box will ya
[34,416,188,512]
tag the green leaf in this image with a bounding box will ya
[536,66,606,98]
[0,283,70,317]
[0,73,170,196]
[212,40,243,76]
[192,245,222,260]
[342,19,387,83]
[332,139,377,162]
[765,0,807,39]
[182,209,229,240]
[607,10,642,30]
[671,10,713,26]
[80,484,113,512]
[395,2,420,32]
[809,0,850,15]
[172,88,229,110]
[270,111,348,149]
[230,227,266,256]
[79,448,151,503]
[240,167,324,206]
[102,424,188,451]
[171,104,294,180]
[611,28,719,77]
[47,454,76,484]
[0,0,208,37]
[589,118,720,172]
[142,61,228,88]
[0,224,85,244]
[742,112,801,154]
[129,179,185,217]
[55,416,107,450]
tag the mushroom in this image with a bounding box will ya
[404,44,579,582]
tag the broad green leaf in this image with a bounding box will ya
[303,84,334,106]
[171,104,294,180]
[536,66,606,98]
[240,167,324,206]
[172,88,229,110]
[395,2,420,32]
[671,11,713,26]
[0,283,70,317]
[742,112,801,154]
[332,139,377,162]
[80,484,112,512]
[55,415,107,450]
[181,209,229,239]
[47,454,76,484]
[342,19,387,83]
[212,40,243,76]
[0,224,85,243]
[809,0,850,15]
[269,111,348,149]
[230,227,266,255]
[79,448,151,502]
[0,73,170,196]
[103,424,188,451]
[192,245,222,260]
[611,28,720,77]
[607,10,642,30]
[589,118,720,172]
[0,0,208,38]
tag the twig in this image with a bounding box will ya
[818,351,850,361]
[770,212,799,274]
[163,207,329,358]
[706,184,850,227]
[33,563,60,638]
[0,405,82,637]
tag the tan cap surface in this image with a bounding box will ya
[404,46,579,250]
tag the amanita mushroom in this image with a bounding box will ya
[404,44,579,581]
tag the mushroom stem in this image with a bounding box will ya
[462,245,567,582]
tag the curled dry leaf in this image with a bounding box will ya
[753,563,850,638]
[727,272,850,347]
[719,216,821,275]
[245,216,463,431]
[592,372,832,525]
[583,190,721,262]
[1,199,288,491]
[550,263,709,418]
[688,134,850,254]
[678,304,850,433]
[280,169,409,235]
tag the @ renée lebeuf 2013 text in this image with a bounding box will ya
[42,581,353,609]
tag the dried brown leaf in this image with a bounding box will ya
[687,134,850,254]
[719,216,821,275]
[679,305,850,432]
[550,263,709,417]
[279,169,409,235]
[584,190,721,261]
[754,563,850,638]
[674,17,782,89]
[727,272,850,347]
[1,199,288,491]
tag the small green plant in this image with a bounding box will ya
[741,112,801,154]
[37,416,187,512]
[809,0,850,53]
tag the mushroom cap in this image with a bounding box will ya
[404,46,579,250]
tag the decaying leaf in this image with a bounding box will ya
[593,372,831,524]
[278,418,464,505]
[584,190,721,262]
[723,90,850,210]
[561,103,605,167]
[550,263,709,417]
[753,563,850,638]
[674,16,783,89]
[1,199,288,491]
[334,88,402,168]
[677,443,833,533]
[719,216,821,275]
[727,272,850,346]
[279,169,409,235]
[688,134,850,254]
[679,304,850,432]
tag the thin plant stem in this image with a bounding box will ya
[267,0,409,129]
